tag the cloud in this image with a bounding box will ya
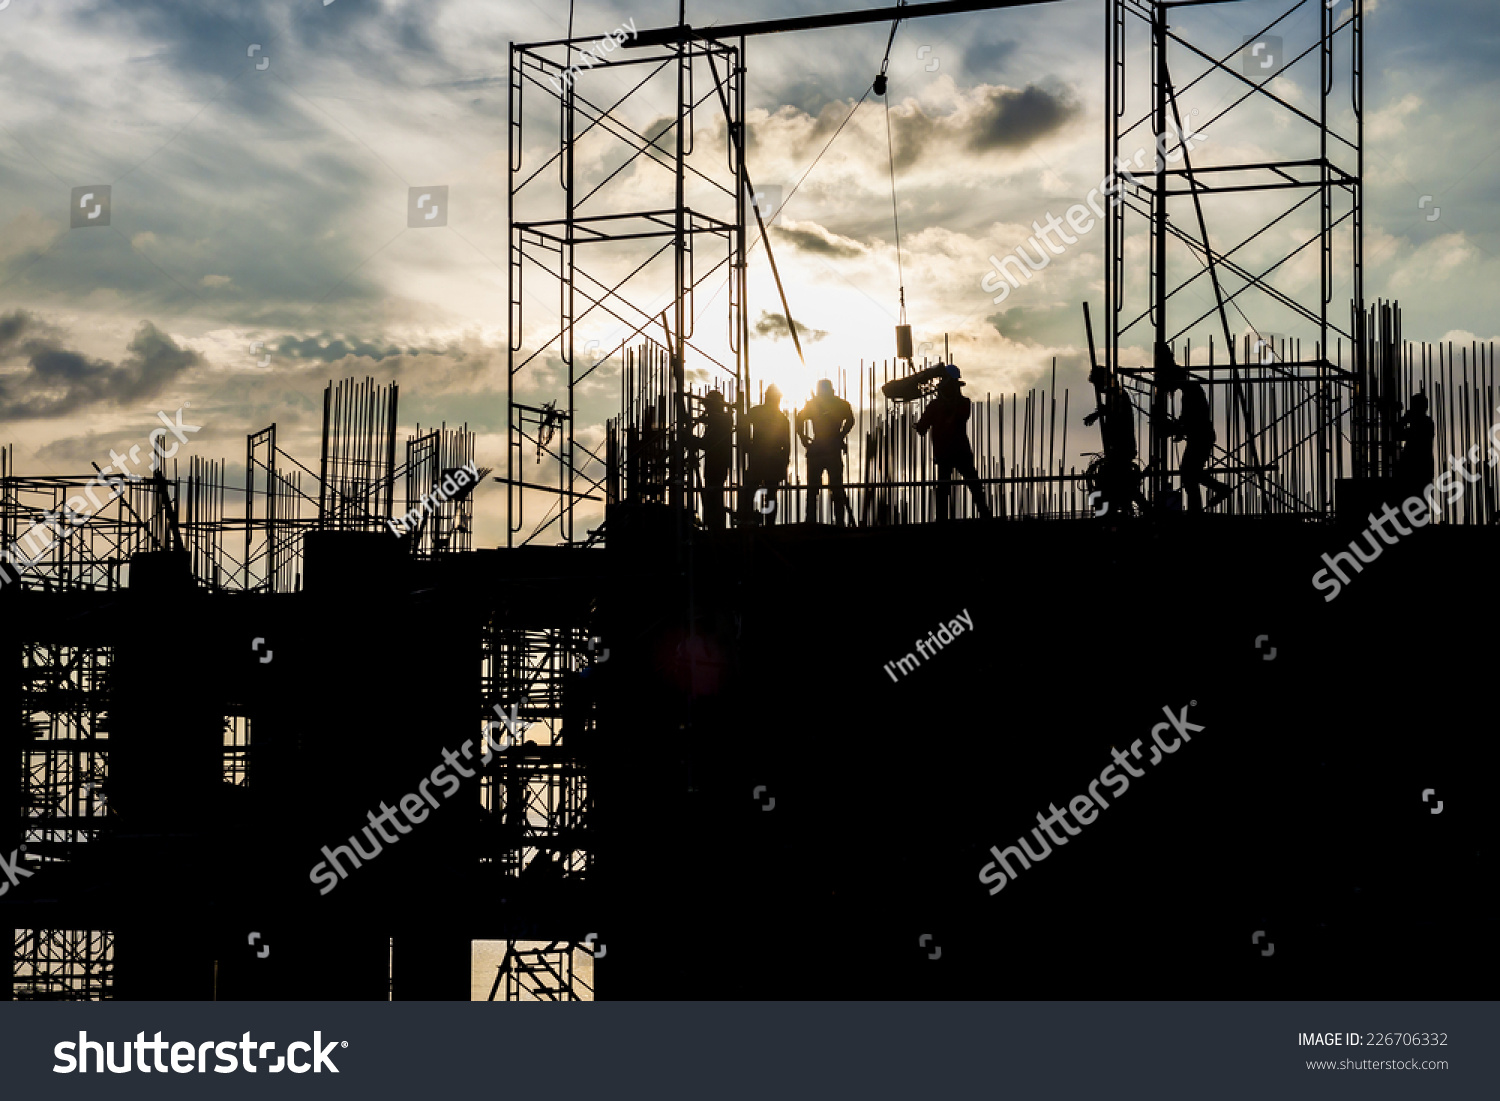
[1369,92,1423,142]
[771,221,866,259]
[0,311,202,419]
[273,332,412,363]
[968,85,1080,152]
[1388,232,1478,290]
[753,310,828,343]
[890,84,1079,169]
[0,210,62,266]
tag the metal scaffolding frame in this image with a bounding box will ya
[481,613,595,881]
[403,423,480,558]
[506,27,749,547]
[486,940,593,1001]
[1105,0,1364,512]
[11,929,114,1001]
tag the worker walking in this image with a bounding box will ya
[739,383,791,525]
[1082,365,1150,518]
[915,365,992,520]
[693,390,735,531]
[796,379,856,525]
[1158,350,1230,512]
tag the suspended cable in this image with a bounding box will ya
[875,2,912,359]
[873,0,905,96]
[884,92,905,329]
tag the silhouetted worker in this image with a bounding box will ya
[1159,351,1231,512]
[1396,391,1436,497]
[1082,365,1150,518]
[693,390,735,530]
[739,383,790,525]
[797,379,855,525]
[915,365,992,520]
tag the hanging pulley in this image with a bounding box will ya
[874,0,904,96]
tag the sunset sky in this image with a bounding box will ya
[2,0,1495,543]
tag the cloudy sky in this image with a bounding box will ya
[2,0,1496,543]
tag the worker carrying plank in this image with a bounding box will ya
[796,379,856,525]
[915,365,992,521]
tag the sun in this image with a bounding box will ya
[746,345,858,410]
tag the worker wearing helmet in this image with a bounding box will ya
[796,379,856,525]
[739,383,791,525]
[693,390,735,530]
[915,364,992,521]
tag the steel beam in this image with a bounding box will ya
[626,0,1065,49]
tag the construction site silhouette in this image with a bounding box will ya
[2,0,1495,1000]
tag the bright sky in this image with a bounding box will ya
[3,0,1497,544]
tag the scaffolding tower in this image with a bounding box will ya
[1105,0,1365,512]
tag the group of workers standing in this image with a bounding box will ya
[692,363,992,530]
[692,379,856,529]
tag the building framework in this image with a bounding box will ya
[2,379,597,1001]
[7,0,1499,1004]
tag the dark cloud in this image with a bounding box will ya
[74,0,442,86]
[274,333,410,363]
[643,115,678,153]
[771,224,864,259]
[890,84,1078,169]
[0,311,202,419]
[967,85,1079,153]
[754,310,827,343]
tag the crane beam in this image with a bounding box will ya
[625,0,1066,49]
